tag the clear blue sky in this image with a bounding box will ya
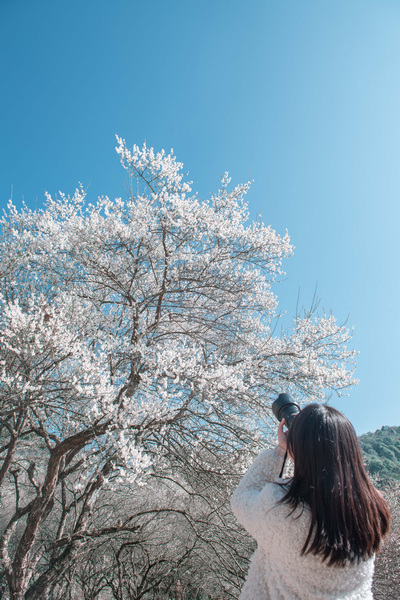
[2,0,400,434]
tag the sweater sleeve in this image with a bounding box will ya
[230,446,286,538]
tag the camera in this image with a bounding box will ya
[272,393,300,429]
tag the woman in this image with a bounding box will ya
[231,404,390,600]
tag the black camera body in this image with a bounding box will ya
[272,393,300,429]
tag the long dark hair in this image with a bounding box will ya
[280,404,390,566]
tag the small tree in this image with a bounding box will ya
[0,138,357,599]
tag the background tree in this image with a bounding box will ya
[372,479,400,600]
[359,426,400,482]
[0,138,356,599]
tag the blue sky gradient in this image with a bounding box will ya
[2,0,400,433]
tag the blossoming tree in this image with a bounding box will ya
[0,138,357,599]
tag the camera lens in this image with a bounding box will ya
[272,393,300,428]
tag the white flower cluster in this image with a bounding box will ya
[0,138,357,491]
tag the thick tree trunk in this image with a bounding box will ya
[8,578,26,600]
[2,423,111,600]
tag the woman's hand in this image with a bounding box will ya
[277,418,288,452]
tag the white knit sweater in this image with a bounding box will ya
[231,446,375,600]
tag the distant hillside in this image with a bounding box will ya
[359,426,400,482]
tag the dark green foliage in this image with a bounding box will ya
[359,426,400,482]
